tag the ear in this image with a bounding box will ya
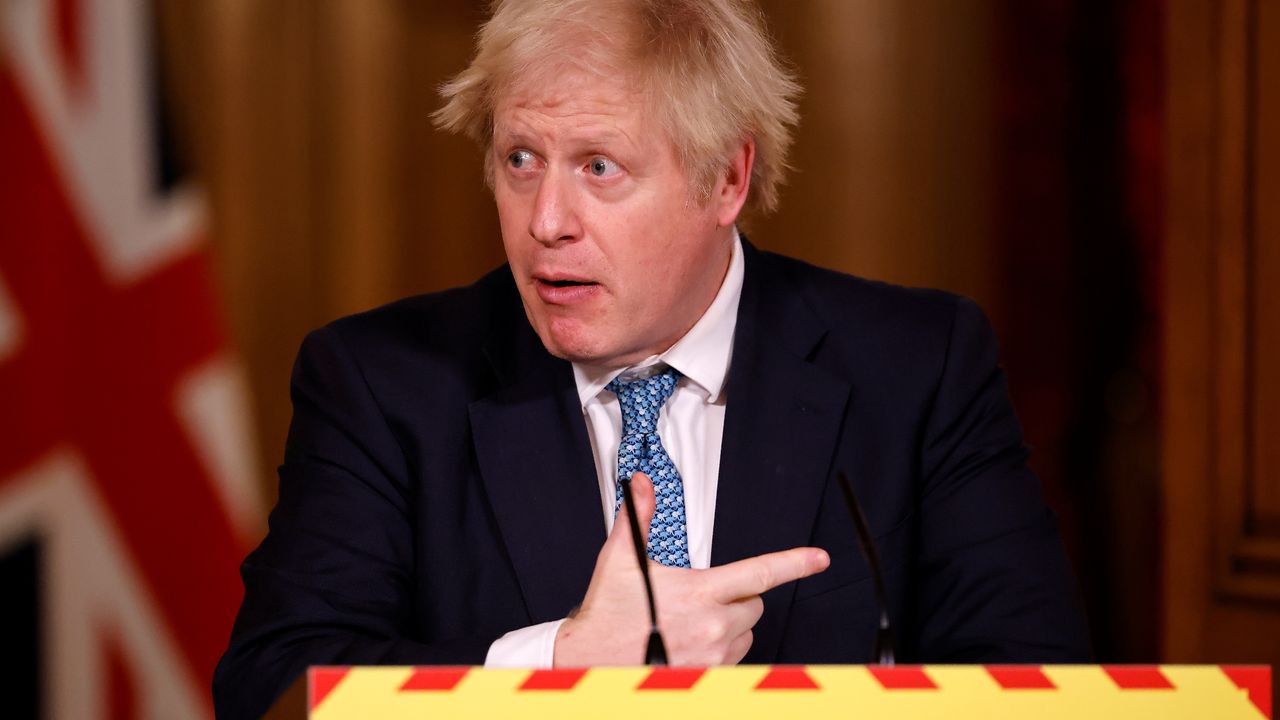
[714,136,756,227]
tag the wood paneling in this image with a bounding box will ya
[1219,0,1280,601]
[753,0,997,320]
[1256,0,1280,540]
[1164,0,1280,662]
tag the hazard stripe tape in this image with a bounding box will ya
[755,666,819,690]
[1103,665,1175,689]
[867,666,936,689]
[636,667,704,690]
[519,668,587,690]
[399,667,468,691]
[308,664,1272,719]
[1223,667,1273,719]
[309,668,348,710]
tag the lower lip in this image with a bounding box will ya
[535,280,601,305]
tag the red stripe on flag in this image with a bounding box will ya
[519,669,588,690]
[869,666,937,690]
[1221,666,1272,719]
[755,667,819,690]
[105,633,137,720]
[309,668,350,711]
[399,667,470,691]
[1103,666,1173,689]
[637,667,705,690]
[986,666,1056,689]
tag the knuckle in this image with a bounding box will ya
[700,616,728,643]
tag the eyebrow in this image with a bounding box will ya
[494,128,638,154]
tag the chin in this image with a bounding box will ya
[536,319,611,364]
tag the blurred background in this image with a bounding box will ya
[2,0,1277,717]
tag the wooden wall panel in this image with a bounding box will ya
[754,0,997,322]
[1164,0,1280,662]
[1209,0,1280,604]
[1250,0,1280,544]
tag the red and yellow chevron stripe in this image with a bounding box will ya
[306,665,1270,719]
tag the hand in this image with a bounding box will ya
[553,472,830,666]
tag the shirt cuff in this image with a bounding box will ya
[483,619,566,668]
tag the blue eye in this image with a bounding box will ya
[588,157,620,177]
[508,150,534,169]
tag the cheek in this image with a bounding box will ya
[596,192,690,267]
[624,207,715,281]
[495,191,531,259]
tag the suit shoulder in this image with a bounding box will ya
[316,264,517,361]
[759,250,976,343]
[754,250,1000,417]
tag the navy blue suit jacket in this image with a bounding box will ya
[214,243,1090,719]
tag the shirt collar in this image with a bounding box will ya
[571,229,744,407]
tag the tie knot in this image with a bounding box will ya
[607,367,681,434]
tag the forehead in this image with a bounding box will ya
[494,65,654,137]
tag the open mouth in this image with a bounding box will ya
[534,276,600,304]
[537,277,596,288]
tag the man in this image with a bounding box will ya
[214,0,1090,717]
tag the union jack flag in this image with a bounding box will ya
[0,0,262,717]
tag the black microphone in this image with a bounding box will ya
[836,471,895,665]
[619,475,669,665]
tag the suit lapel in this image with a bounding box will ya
[469,300,605,625]
[713,242,853,662]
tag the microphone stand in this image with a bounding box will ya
[837,471,896,666]
[619,476,669,665]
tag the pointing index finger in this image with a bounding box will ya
[707,547,830,602]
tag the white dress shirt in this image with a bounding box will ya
[484,232,745,667]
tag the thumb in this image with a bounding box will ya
[608,471,656,555]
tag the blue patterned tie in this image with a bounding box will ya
[607,368,691,568]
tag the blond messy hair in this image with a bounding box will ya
[432,0,802,214]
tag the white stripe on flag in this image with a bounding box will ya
[174,355,266,545]
[2,0,207,285]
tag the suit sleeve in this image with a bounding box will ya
[212,326,497,720]
[912,297,1092,661]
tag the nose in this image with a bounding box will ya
[528,166,582,246]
